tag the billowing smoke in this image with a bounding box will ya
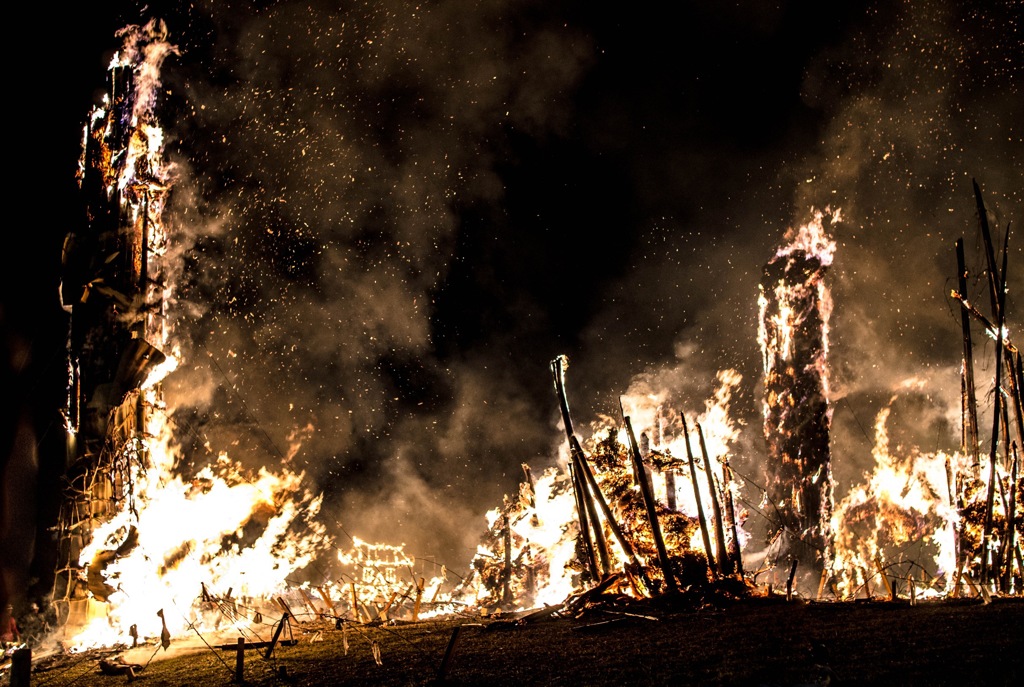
[9,1,1019,611]
[154,0,1020,579]
[155,0,594,570]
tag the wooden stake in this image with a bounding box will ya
[234,637,245,683]
[413,577,424,621]
[955,238,981,468]
[317,586,336,616]
[502,516,514,605]
[721,456,745,577]
[570,436,651,591]
[299,588,319,619]
[437,625,463,682]
[697,422,731,575]
[786,559,798,601]
[568,462,600,581]
[681,413,716,577]
[875,557,894,600]
[264,612,289,660]
[553,357,600,582]
[379,590,399,620]
[981,225,1009,584]
[350,583,365,623]
[1004,445,1018,591]
[624,412,677,593]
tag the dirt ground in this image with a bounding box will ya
[12,594,1024,687]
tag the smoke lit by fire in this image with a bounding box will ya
[23,0,1023,661]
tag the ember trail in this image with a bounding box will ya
[10,12,1022,674]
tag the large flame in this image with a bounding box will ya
[61,20,328,651]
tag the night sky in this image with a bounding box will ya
[5,0,1022,602]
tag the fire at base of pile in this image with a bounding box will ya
[450,429,751,614]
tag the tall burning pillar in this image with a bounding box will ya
[758,209,839,582]
[54,20,175,633]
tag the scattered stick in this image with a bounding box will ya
[265,612,290,660]
[786,559,798,601]
[436,625,463,682]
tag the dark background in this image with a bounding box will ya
[5,1,1022,608]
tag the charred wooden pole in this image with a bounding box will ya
[552,357,601,581]
[974,179,1002,316]
[264,612,289,660]
[502,516,513,605]
[578,465,612,577]
[980,228,1009,585]
[721,456,745,576]
[568,462,600,581]
[956,238,982,468]
[1005,445,1019,591]
[681,413,716,576]
[571,435,652,590]
[624,411,677,593]
[234,637,245,683]
[697,422,732,575]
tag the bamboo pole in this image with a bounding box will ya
[580,465,611,577]
[570,436,652,591]
[1004,445,1018,591]
[973,179,1001,316]
[956,238,981,467]
[697,422,732,575]
[980,227,1009,584]
[624,412,677,593]
[502,516,514,604]
[552,357,601,582]
[568,462,600,581]
[681,413,716,576]
[721,456,745,577]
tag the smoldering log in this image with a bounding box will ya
[759,234,834,579]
